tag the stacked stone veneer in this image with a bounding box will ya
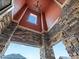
[0,22,17,56]
[11,28,42,47]
[40,33,55,59]
[0,12,12,34]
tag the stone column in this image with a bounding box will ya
[63,36,79,59]
[0,20,17,58]
[40,33,55,59]
[0,10,15,58]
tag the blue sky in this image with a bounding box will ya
[5,41,69,59]
[5,43,40,59]
[53,41,70,59]
[28,13,37,24]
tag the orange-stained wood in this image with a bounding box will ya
[42,12,48,31]
[19,9,42,32]
[13,0,63,32]
[13,0,26,15]
[45,1,61,29]
[13,5,27,22]
[56,0,65,4]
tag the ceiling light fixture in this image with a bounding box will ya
[34,0,40,12]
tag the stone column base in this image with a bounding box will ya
[71,56,79,59]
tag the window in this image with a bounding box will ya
[4,43,40,59]
[0,0,12,11]
[27,13,37,24]
[53,41,70,59]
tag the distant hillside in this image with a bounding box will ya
[59,56,71,59]
[2,54,26,59]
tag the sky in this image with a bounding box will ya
[5,41,70,59]
[28,13,37,24]
[5,43,40,59]
[53,41,70,59]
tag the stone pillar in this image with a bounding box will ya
[63,36,79,59]
[0,9,15,58]
[40,33,55,59]
[0,21,17,57]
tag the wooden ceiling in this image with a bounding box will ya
[13,0,65,33]
[25,0,54,12]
